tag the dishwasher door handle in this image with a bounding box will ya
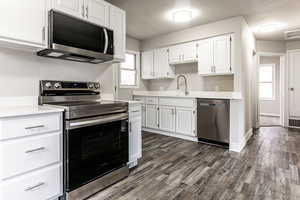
[199,103,216,106]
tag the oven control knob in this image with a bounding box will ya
[94,83,100,89]
[45,82,52,89]
[54,82,61,89]
[88,83,95,89]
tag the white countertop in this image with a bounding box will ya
[0,105,64,118]
[133,91,242,100]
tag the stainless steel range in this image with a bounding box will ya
[39,80,129,200]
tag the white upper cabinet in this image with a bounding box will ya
[198,34,233,75]
[154,48,175,79]
[169,41,198,65]
[109,5,126,61]
[197,39,213,75]
[86,0,109,27]
[141,51,154,79]
[52,0,83,18]
[213,35,232,74]
[0,0,47,48]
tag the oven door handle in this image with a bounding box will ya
[67,113,128,129]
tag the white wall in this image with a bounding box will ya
[0,47,114,98]
[141,16,244,92]
[116,36,149,100]
[259,56,281,116]
[256,40,286,53]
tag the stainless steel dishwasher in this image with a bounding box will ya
[197,99,230,147]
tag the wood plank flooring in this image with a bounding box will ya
[89,127,300,200]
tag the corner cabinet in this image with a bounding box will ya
[0,0,47,49]
[197,34,233,76]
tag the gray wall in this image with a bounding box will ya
[141,16,245,92]
[259,56,281,116]
[286,40,300,50]
[116,36,149,100]
[0,47,114,97]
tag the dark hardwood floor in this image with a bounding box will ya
[89,127,300,200]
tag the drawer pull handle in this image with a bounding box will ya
[131,110,140,113]
[25,182,45,191]
[25,125,45,130]
[25,147,46,154]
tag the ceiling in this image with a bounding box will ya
[106,0,300,41]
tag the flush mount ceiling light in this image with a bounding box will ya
[257,23,286,33]
[172,9,193,23]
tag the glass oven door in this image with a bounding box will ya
[65,113,128,192]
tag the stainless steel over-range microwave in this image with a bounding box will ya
[37,10,114,64]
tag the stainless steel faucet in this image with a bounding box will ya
[177,74,189,95]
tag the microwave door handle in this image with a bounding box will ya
[103,28,108,54]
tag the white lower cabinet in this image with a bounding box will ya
[159,106,176,132]
[175,108,196,136]
[128,104,142,168]
[0,112,63,200]
[146,104,159,129]
[141,105,146,127]
[135,96,197,140]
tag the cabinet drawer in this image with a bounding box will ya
[0,164,62,200]
[133,96,145,104]
[1,132,61,180]
[0,113,61,140]
[159,98,195,108]
[146,97,158,105]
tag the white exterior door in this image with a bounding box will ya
[146,105,158,129]
[109,5,126,61]
[182,41,197,62]
[289,51,300,117]
[52,0,83,18]
[213,35,232,73]
[141,51,154,79]
[86,0,109,27]
[0,0,47,46]
[175,108,196,136]
[197,39,213,75]
[159,106,176,132]
[129,116,142,164]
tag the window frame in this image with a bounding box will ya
[259,64,276,101]
[119,50,140,89]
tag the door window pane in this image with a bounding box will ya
[260,83,273,99]
[259,64,275,100]
[260,66,273,82]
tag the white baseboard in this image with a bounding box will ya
[142,128,198,142]
[260,113,280,117]
[230,128,253,152]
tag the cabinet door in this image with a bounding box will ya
[197,39,213,75]
[289,51,300,117]
[142,105,146,127]
[129,116,142,163]
[141,51,154,79]
[0,0,47,46]
[154,48,174,78]
[169,44,182,64]
[86,0,109,27]
[182,41,197,62]
[159,106,176,132]
[52,0,83,18]
[213,35,232,73]
[175,108,196,136]
[110,5,126,61]
[146,105,159,129]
